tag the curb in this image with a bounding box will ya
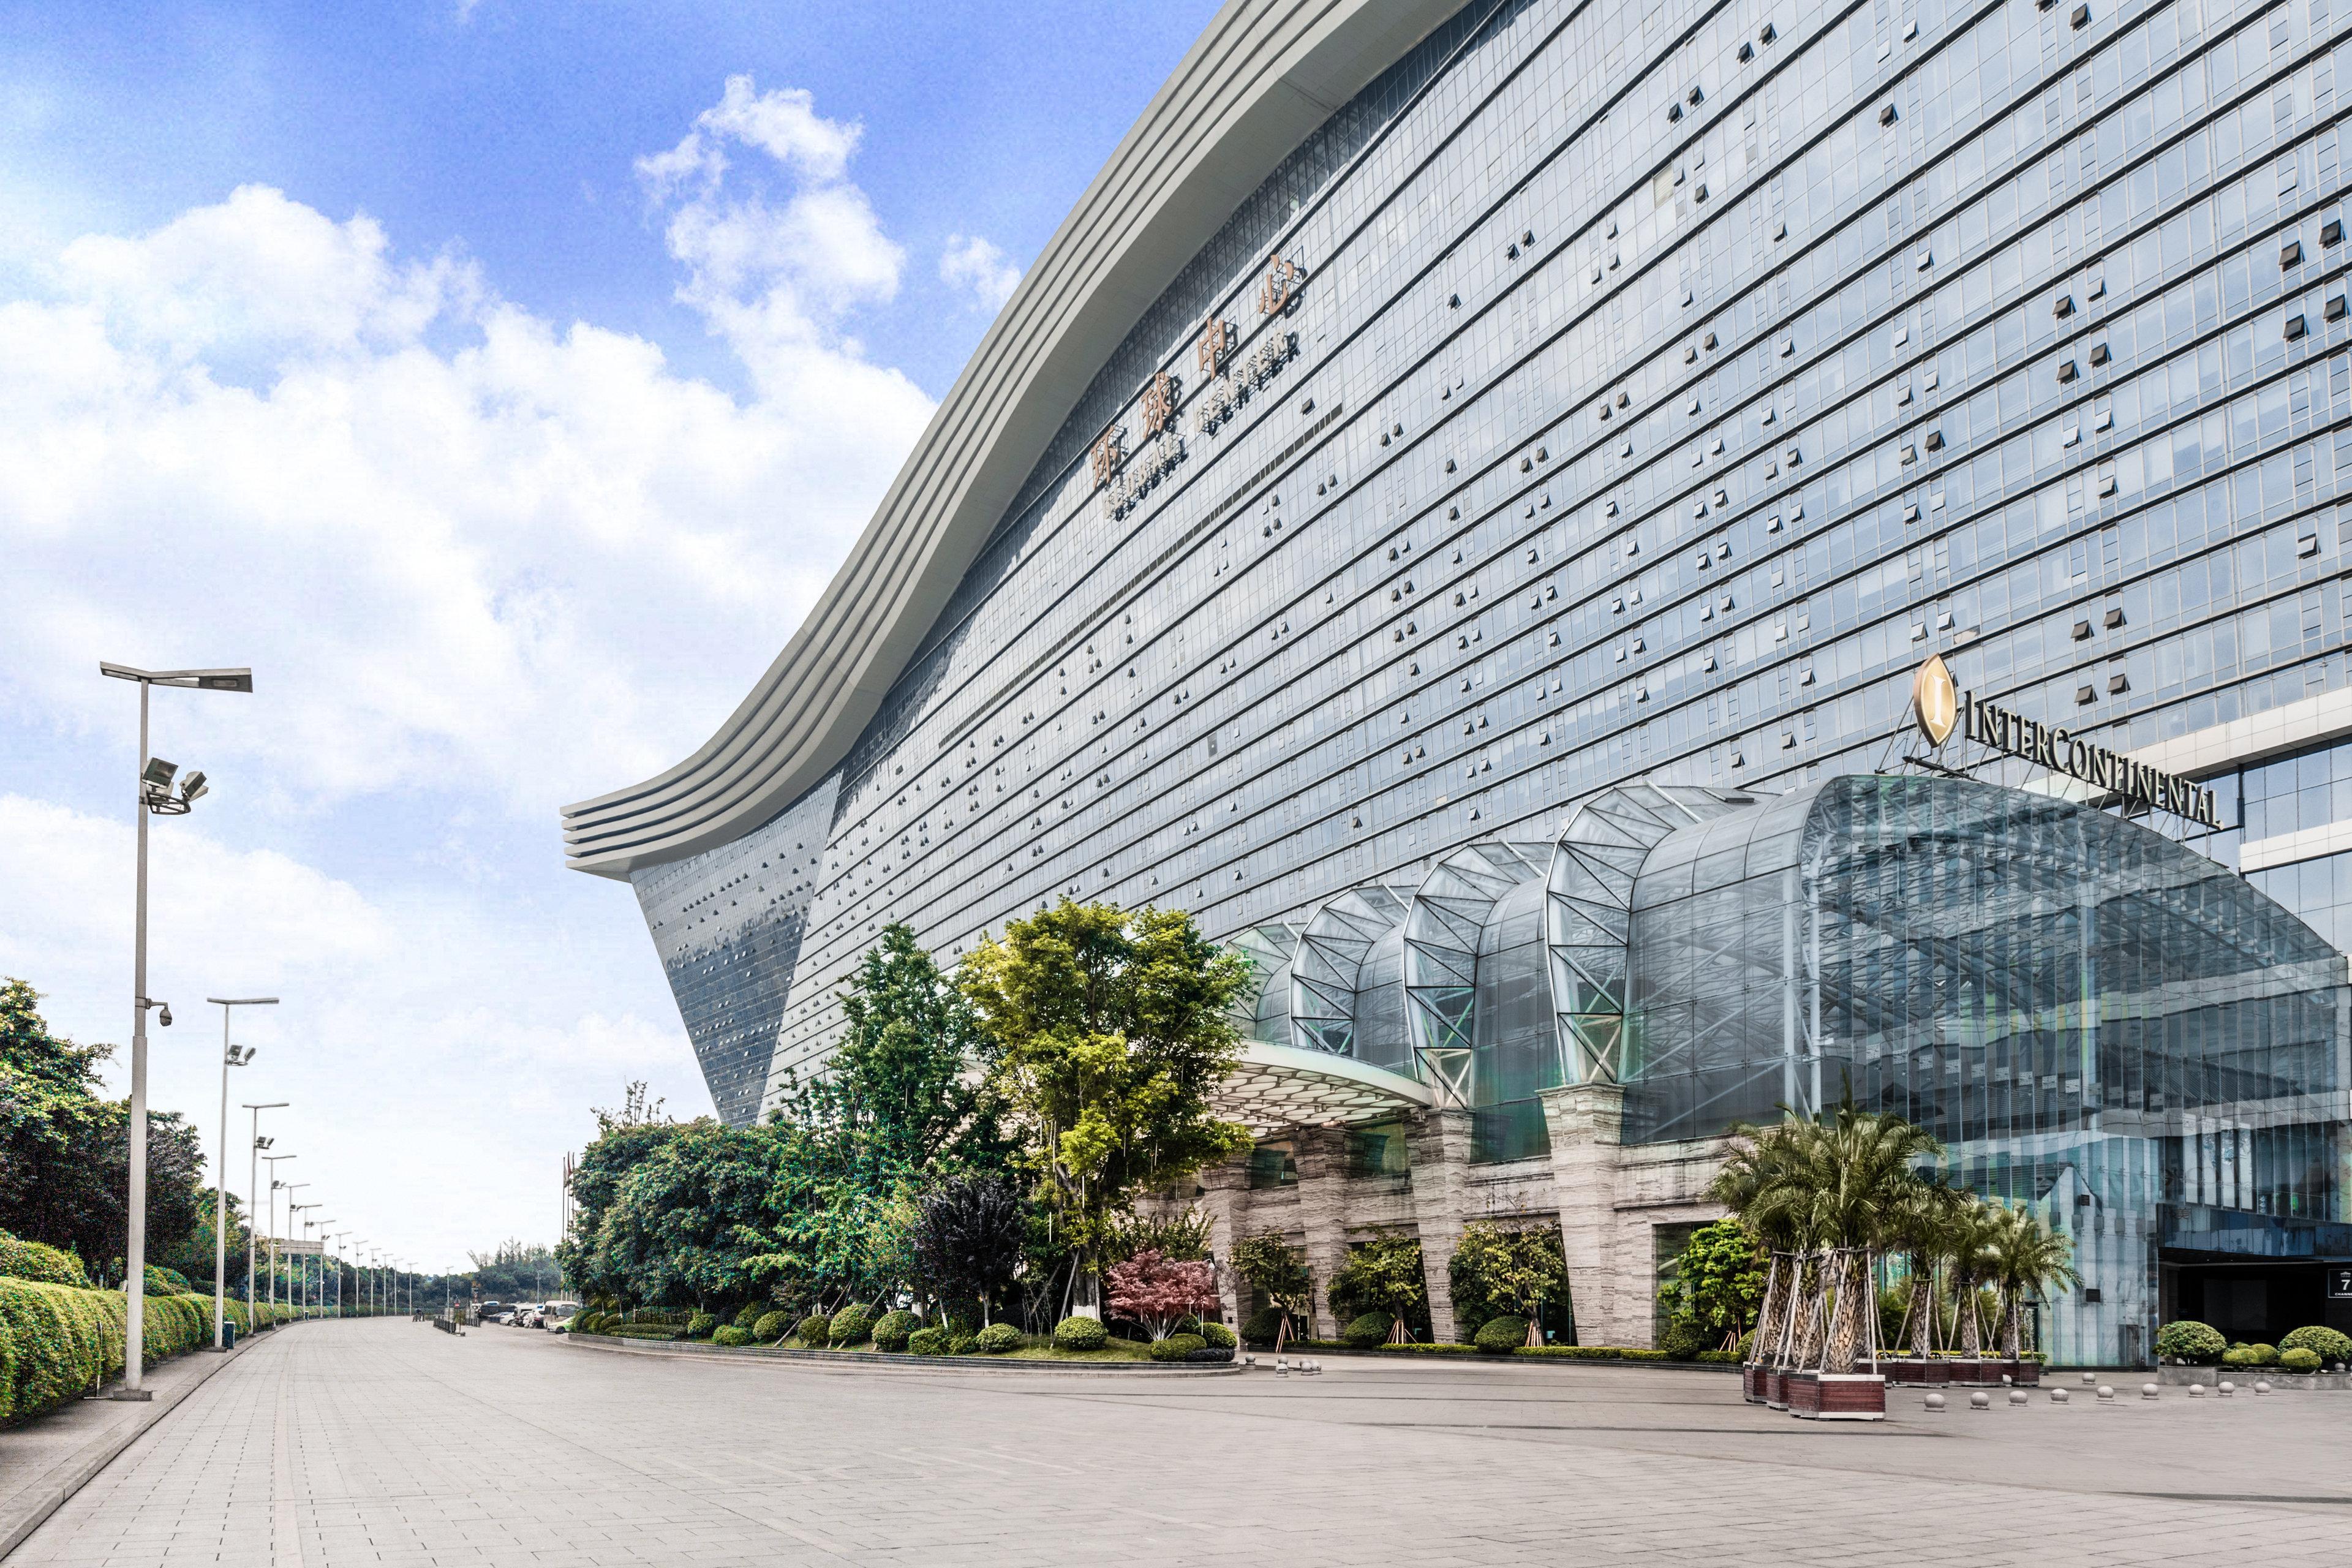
[563,1332,1243,1376]
[0,1322,295,1562]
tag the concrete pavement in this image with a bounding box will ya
[9,1317,2348,1566]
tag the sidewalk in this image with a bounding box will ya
[0,1325,279,1560]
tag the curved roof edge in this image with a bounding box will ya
[561,0,1466,879]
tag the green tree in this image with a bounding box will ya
[1230,1232,1311,1344]
[959,900,1252,1314]
[1985,1203,2078,1357]
[1655,1219,1763,1352]
[1452,1221,1569,1347]
[1327,1233,1426,1343]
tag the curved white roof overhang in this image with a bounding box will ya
[1213,1040,1433,1137]
[562,0,1463,878]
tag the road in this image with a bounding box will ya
[10,1318,2347,1566]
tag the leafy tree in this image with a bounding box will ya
[960,900,1252,1313]
[1103,1205,1214,1264]
[910,1174,1027,1327]
[1104,1248,1217,1341]
[1230,1232,1311,1341]
[568,1119,778,1310]
[1453,1221,1569,1348]
[1985,1203,2077,1357]
[0,979,206,1277]
[1327,1234,1426,1343]
[1654,1219,1763,1352]
[818,923,1011,1176]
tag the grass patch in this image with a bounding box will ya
[1001,1336,1157,1362]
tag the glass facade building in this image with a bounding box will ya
[569,0,2352,1357]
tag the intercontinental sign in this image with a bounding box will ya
[1911,654,2221,827]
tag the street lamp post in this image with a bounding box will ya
[207,1000,273,1349]
[243,1107,286,1327]
[290,1202,319,1315]
[307,1220,332,1316]
[353,1242,368,1314]
[101,661,251,1397]
[262,1156,295,1313]
[280,1183,308,1314]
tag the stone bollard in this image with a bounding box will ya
[2141,1383,2160,1400]
[1924,1392,1947,1412]
[2097,1385,2116,1402]
[2188,1384,2205,1398]
[1275,1360,1288,1378]
[2008,1389,2029,1406]
[2082,1371,2098,1385]
[2218,1382,2234,1398]
[1969,1390,1991,1410]
[2050,1387,2070,1404]
[2255,1380,2271,1395]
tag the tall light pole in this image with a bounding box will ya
[354,1242,369,1314]
[206,1000,273,1349]
[307,1219,333,1316]
[101,661,252,1397]
[243,1107,285,1326]
[280,1183,309,1313]
[262,1156,295,1313]
[328,1233,346,1315]
[290,1202,320,1314]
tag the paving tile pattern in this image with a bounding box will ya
[11,1321,2350,1566]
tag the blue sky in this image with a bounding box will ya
[0,0,1220,1270]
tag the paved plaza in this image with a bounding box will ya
[9,1320,2351,1567]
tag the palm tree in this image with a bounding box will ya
[1985,1204,2078,1357]
[1707,1117,1815,1363]
[1883,1175,1967,1360]
[1943,1199,2003,1359]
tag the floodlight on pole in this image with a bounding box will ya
[207,999,276,1350]
[102,660,251,1396]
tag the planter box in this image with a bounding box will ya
[1763,1366,1788,1409]
[1808,1373,1887,1420]
[1784,1370,1821,1415]
[1946,1359,1990,1385]
[1743,1363,1768,1403]
[2007,1359,2041,1386]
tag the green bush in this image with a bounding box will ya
[1147,1332,1206,1362]
[2280,1325,2352,1366]
[796,1313,832,1347]
[712,1325,752,1347]
[976,1322,1022,1354]
[907,1325,951,1356]
[0,1232,89,1287]
[1515,1345,1668,1361]
[612,1324,685,1341]
[2280,1346,2323,1373]
[1474,1316,1530,1354]
[143,1265,191,1297]
[1199,1322,1237,1349]
[2155,1319,2227,1364]
[1371,1341,1477,1355]
[2221,1346,2258,1368]
[2248,1342,2279,1365]
[871,1310,919,1352]
[752,1311,790,1343]
[1052,1315,1108,1351]
[1341,1312,1391,1349]
[948,1331,979,1354]
[1240,1306,1288,1346]
[1657,1317,1713,1360]
[829,1306,874,1348]
[686,1312,717,1339]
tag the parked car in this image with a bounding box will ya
[541,1302,582,1333]
[475,1301,505,1325]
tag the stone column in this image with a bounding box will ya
[1404,1107,1476,1343]
[1539,1082,1636,1348]
[1195,1153,1252,1331]
[1291,1125,1353,1340]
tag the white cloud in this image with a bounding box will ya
[939,233,1022,314]
[636,77,908,395]
[0,795,703,1270]
[0,82,963,1267]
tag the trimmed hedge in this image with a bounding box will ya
[796,1313,832,1347]
[1147,1333,1206,1362]
[829,1306,875,1348]
[712,1326,752,1347]
[949,1331,979,1354]
[1515,1345,1670,1361]
[612,1324,686,1341]
[686,1313,717,1340]
[145,1265,193,1297]
[2280,1325,2352,1365]
[907,1326,951,1356]
[1199,1322,1237,1350]
[733,1303,763,1329]
[2281,1346,2323,1373]
[1341,1313,1390,1349]
[976,1322,1022,1354]
[0,1283,284,1426]
[871,1310,919,1352]
[0,1232,89,1287]
[1052,1316,1107,1351]
[2155,1319,2226,1364]
[1240,1306,1288,1347]
[752,1311,791,1343]
[1474,1316,1530,1354]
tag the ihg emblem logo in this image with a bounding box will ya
[1912,654,1957,747]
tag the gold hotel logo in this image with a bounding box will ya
[1911,654,1957,746]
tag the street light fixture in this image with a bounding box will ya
[102,660,252,1397]
[262,1156,295,1314]
[279,1180,308,1313]
[243,1108,287,1326]
[207,999,275,1350]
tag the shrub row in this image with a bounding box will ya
[2160,1320,2352,1368]
[0,1233,89,1287]
[0,1282,288,1426]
